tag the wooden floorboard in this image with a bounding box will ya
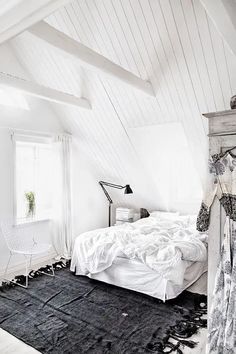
[0,329,40,354]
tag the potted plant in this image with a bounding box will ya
[25,191,35,218]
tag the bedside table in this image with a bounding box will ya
[115,219,134,226]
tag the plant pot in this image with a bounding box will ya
[26,202,35,218]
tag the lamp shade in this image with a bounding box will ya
[124,184,133,194]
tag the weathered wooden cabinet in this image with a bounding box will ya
[203,110,236,308]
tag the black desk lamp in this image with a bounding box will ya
[99,181,133,227]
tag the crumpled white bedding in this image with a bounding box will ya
[70,216,207,286]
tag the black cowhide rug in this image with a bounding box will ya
[0,263,207,354]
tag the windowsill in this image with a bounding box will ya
[15,217,51,226]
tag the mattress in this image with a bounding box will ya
[88,256,207,302]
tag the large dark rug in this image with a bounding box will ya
[0,264,207,354]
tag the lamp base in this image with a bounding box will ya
[109,203,112,227]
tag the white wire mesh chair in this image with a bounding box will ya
[0,220,55,288]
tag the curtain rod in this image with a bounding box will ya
[9,128,72,138]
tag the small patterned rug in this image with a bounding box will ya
[0,264,207,353]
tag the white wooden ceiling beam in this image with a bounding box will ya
[0,72,91,109]
[28,21,155,97]
[200,0,236,57]
[0,0,72,44]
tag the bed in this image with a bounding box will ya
[70,213,207,301]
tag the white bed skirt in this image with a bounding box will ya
[72,256,207,302]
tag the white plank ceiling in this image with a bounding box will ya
[6,0,236,213]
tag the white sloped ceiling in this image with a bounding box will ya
[5,0,236,214]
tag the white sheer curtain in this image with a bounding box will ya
[52,134,73,259]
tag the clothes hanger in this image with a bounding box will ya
[224,146,236,157]
[212,145,236,161]
[225,146,236,154]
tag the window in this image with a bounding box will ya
[15,139,54,223]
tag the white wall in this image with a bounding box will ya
[129,123,203,215]
[71,142,107,236]
[0,43,64,275]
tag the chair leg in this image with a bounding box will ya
[24,255,29,288]
[38,258,55,277]
[10,255,29,289]
[3,253,29,289]
[3,254,55,289]
[3,252,12,280]
[51,258,55,276]
[28,254,33,273]
[50,258,55,277]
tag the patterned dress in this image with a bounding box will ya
[197,151,236,354]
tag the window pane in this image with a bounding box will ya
[15,141,53,221]
[16,143,35,220]
[36,146,53,219]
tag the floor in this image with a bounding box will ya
[0,273,207,354]
[184,272,207,354]
[0,330,40,354]
[168,327,207,354]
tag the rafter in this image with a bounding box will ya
[28,21,155,97]
[0,0,71,44]
[0,72,91,109]
[200,0,236,57]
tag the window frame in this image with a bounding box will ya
[12,132,54,225]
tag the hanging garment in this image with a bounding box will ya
[197,151,236,354]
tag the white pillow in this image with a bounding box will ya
[188,215,197,226]
[176,215,190,226]
[175,214,197,228]
[150,211,179,220]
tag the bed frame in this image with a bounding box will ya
[203,109,236,311]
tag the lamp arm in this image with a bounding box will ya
[99,180,132,227]
[99,182,113,204]
[99,181,125,190]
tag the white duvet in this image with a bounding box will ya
[71,217,207,286]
